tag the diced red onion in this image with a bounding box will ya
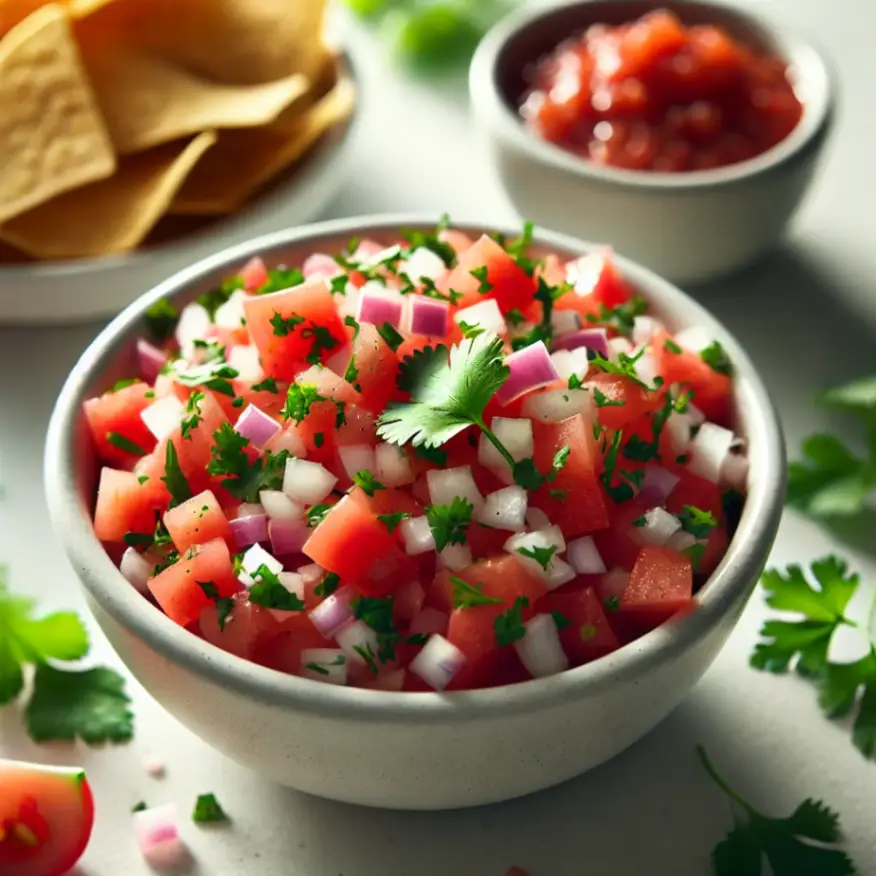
[300,648,347,685]
[409,607,449,636]
[427,466,483,509]
[227,344,262,383]
[140,396,184,441]
[688,422,735,483]
[283,458,337,504]
[721,452,749,490]
[495,342,559,405]
[401,246,446,282]
[477,486,527,531]
[269,518,310,556]
[375,443,414,487]
[339,445,376,481]
[522,387,594,423]
[567,536,606,574]
[633,507,682,547]
[214,290,246,329]
[133,804,188,870]
[409,634,465,691]
[303,252,342,280]
[309,586,355,638]
[525,507,551,531]
[142,754,165,778]
[238,543,282,587]
[514,614,569,678]
[478,418,533,484]
[639,465,681,505]
[550,348,590,383]
[454,299,506,336]
[234,404,280,448]
[259,489,303,522]
[335,619,380,665]
[550,309,581,337]
[400,516,435,555]
[666,530,698,552]
[438,543,473,571]
[136,339,167,383]
[409,296,449,337]
[120,547,157,592]
[551,328,609,357]
[357,287,404,329]
[230,514,268,550]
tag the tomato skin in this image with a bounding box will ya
[349,324,401,415]
[538,587,620,664]
[617,545,694,636]
[163,489,230,553]
[83,381,157,466]
[585,372,661,431]
[93,468,162,542]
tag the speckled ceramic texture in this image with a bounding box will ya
[469,0,836,284]
[45,217,785,810]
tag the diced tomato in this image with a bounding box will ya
[539,587,620,663]
[431,555,547,614]
[437,228,474,254]
[348,324,401,414]
[699,521,729,577]
[254,628,334,674]
[350,485,423,518]
[240,257,269,291]
[592,499,651,571]
[242,280,347,381]
[83,381,157,466]
[148,538,242,627]
[0,761,94,876]
[303,495,416,596]
[619,545,694,631]
[530,417,609,536]
[93,468,162,542]
[445,605,513,689]
[566,251,631,308]
[393,578,426,624]
[199,592,281,659]
[163,489,230,553]
[585,372,661,431]
[395,333,445,363]
[443,234,536,313]
[665,470,723,518]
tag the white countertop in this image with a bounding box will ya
[2,2,876,873]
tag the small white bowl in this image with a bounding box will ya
[469,0,836,284]
[0,53,360,326]
[45,217,785,810]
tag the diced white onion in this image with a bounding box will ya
[633,349,658,387]
[522,388,594,423]
[665,403,706,452]
[227,344,263,383]
[549,348,590,383]
[175,303,211,355]
[721,452,749,490]
[514,614,569,678]
[237,543,283,588]
[140,395,184,441]
[505,527,570,588]
[567,536,606,575]
[427,466,483,509]
[544,557,576,589]
[632,315,662,346]
[297,562,324,586]
[283,458,337,504]
[278,571,304,598]
[665,530,698,552]
[264,425,307,458]
[259,490,303,522]
[400,247,446,282]
[375,443,414,487]
[453,299,506,335]
[335,620,380,665]
[478,417,533,483]
[607,337,633,362]
[688,422,735,483]
[214,290,246,329]
[438,543,473,572]
[120,547,155,592]
[409,634,465,691]
[525,507,551,531]
[673,326,712,352]
[300,648,348,685]
[634,507,682,546]
[399,516,436,555]
[550,309,580,337]
[477,486,527,531]
[338,445,376,481]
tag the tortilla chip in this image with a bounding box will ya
[76,0,329,85]
[78,37,310,154]
[171,75,355,216]
[0,131,215,258]
[0,4,115,223]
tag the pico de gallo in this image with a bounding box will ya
[83,220,747,692]
[520,9,803,172]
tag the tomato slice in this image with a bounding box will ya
[0,761,94,876]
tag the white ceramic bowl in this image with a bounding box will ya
[469,0,836,284]
[45,217,785,810]
[0,53,360,326]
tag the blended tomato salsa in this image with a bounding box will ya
[520,9,803,172]
[84,222,747,692]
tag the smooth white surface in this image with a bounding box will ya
[1,1,876,872]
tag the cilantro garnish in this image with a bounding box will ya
[585,296,648,336]
[197,581,218,599]
[516,544,558,571]
[548,445,570,482]
[677,505,718,539]
[314,432,325,448]
[700,340,733,376]
[207,424,289,503]
[251,376,278,394]
[334,402,347,429]
[162,441,193,508]
[621,391,689,464]
[282,382,323,423]
[163,357,239,397]
[568,373,584,390]
[256,267,305,295]
[192,792,229,824]
[504,220,534,260]
[248,565,305,611]
[600,431,642,502]
[109,377,138,392]
[698,745,856,875]
[551,611,572,630]
[494,597,529,647]
[414,444,448,467]
[506,308,525,327]
[664,338,682,354]
[604,595,620,612]
[469,265,493,294]
[303,325,339,365]
[354,644,379,674]
[196,276,244,318]
[593,388,624,408]
[344,315,360,340]
[510,457,545,490]
[458,320,486,339]
[196,582,234,630]
[590,349,662,391]
[314,572,341,597]
[509,277,565,351]
[306,504,332,527]
[420,276,463,305]
[377,322,405,352]
[144,298,179,342]
[425,497,473,551]
[377,511,410,533]
[352,596,400,662]
[407,633,429,645]
[106,432,146,456]
[270,312,306,336]
[132,801,148,813]
[451,574,503,609]
[180,395,203,440]
[400,227,457,267]
[353,470,386,497]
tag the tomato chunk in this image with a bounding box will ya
[163,489,230,553]
[83,381,157,466]
[539,587,620,663]
[620,545,694,630]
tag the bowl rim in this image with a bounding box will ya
[44,214,786,723]
[469,0,837,192]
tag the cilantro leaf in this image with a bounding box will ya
[585,296,648,336]
[106,431,147,456]
[401,227,457,267]
[551,610,573,630]
[161,441,193,508]
[251,376,279,394]
[414,444,448,467]
[162,357,239,397]
[314,572,341,597]
[591,349,662,391]
[425,497,473,551]
[303,325,339,365]
[548,445,570,482]
[377,322,405,352]
[377,511,410,533]
[247,565,305,611]
[192,792,229,824]
[677,505,718,539]
[353,470,386,498]
[26,664,133,744]
[516,544,557,571]
[207,424,289,503]
[145,298,179,342]
[818,651,876,758]
[306,503,332,527]
[378,333,509,449]
[601,430,641,502]
[451,574,503,609]
[494,597,529,647]
[819,374,876,414]
[700,340,733,376]
[271,312,306,336]
[282,382,324,423]
[593,388,624,408]
[699,746,856,876]
[196,276,244,318]
[512,457,546,490]
[257,267,305,295]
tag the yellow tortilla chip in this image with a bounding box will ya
[78,37,310,154]
[1,0,117,40]
[0,131,215,258]
[75,0,329,85]
[171,76,355,216]
[0,3,115,223]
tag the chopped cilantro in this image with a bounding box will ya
[414,444,448,467]
[600,430,640,502]
[354,644,379,674]
[248,565,305,611]
[105,432,146,456]
[192,792,229,824]
[353,470,385,497]
[377,322,405,352]
[131,801,148,813]
[197,581,219,599]
[512,457,547,491]
[548,445,570,482]
[425,497,473,551]
[161,441,193,508]
[677,505,718,539]
[207,423,289,503]
[420,276,463,305]
[590,348,662,391]
[469,265,492,293]
[494,597,529,647]
[162,358,239,397]
[504,220,534,259]
[632,515,647,527]
[377,511,411,533]
[144,298,179,342]
[664,338,682,354]
[282,382,324,423]
[685,543,706,572]
[593,388,624,408]
[303,325,339,365]
[700,340,733,376]
[215,598,234,631]
[314,432,325,448]
[256,267,305,294]
[451,575,503,609]
[137,475,150,485]
[251,376,279,394]
[604,596,620,612]
[109,377,138,392]
[568,373,584,389]
[270,312,306,336]
[458,320,485,339]
[196,276,244,318]
[400,227,457,267]
[506,308,525,327]
[344,315,360,340]
[406,633,429,645]
[551,611,572,630]
[516,544,557,571]
[306,504,332,527]
[334,401,347,429]
[330,274,349,296]
[314,572,341,597]
[123,531,153,548]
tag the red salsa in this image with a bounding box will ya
[520,9,804,172]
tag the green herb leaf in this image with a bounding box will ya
[192,792,229,824]
[196,276,244,318]
[516,544,557,571]
[353,469,386,497]
[162,357,239,397]
[425,497,473,551]
[512,457,546,490]
[451,575,503,609]
[677,504,718,539]
[590,349,661,391]
[593,388,624,408]
[469,265,493,294]
[145,298,179,342]
[109,377,139,392]
[303,325,339,365]
[494,597,529,647]
[162,441,193,508]
[664,338,682,354]
[270,312,306,336]
[551,611,572,630]
[131,801,148,813]
[306,503,332,527]
[207,424,289,503]
[458,320,485,339]
[414,444,448,467]
[106,432,147,456]
[700,341,733,376]
[377,511,411,533]
[247,565,305,611]
[377,322,405,352]
[314,572,341,598]
[401,227,457,267]
[548,445,570,482]
[282,382,324,423]
[251,376,278,394]
[585,296,648,336]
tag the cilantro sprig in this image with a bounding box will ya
[425,497,473,551]
[192,792,229,824]
[207,424,289,503]
[451,574,502,609]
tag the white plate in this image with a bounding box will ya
[0,52,360,326]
